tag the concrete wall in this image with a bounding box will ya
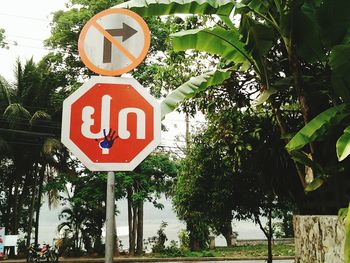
[294,215,345,263]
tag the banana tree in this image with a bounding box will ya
[117,0,350,193]
[115,0,350,260]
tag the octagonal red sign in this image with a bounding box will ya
[61,76,161,171]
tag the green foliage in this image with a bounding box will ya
[293,0,325,63]
[178,229,190,250]
[172,27,253,68]
[173,107,298,252]
[160,70,231,118]
[238,14,275,81]
[273,210,294,239]
[158,241,185,258]
[147,221,168,253]
[329,45,350,102]
[117,153,178,204]
[116,0,236,17]
[286,105,349,152]
[337,126,350,161]
[317,0,350,49]
[54,172,111,255]
[212,244,294,258]
[0,57,67,238]
[45,0,124,82]
[304,177,325,192]
[0,28,7,48]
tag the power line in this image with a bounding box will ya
[163,118,207,124]
[7,34,45,42]
[5,141,44,146]
[0,119,62,129]
[0,127,187,144]
[6,42,52,51]
[0,12,50,22]
[0,127,56,137]
[4,42,70,55]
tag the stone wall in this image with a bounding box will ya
[294,215,345,263]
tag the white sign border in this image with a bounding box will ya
[61,76,161,171]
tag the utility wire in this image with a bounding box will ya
[0,12,50,22]
[0,127,56,137]
[6,34,45,42]
[6,42,53,52]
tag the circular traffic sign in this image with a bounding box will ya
[78,8,151,76]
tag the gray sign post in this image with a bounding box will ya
[105,172,115,263]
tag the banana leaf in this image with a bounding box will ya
[329,45,350,102]
[286,104,349,152]
[337,125,350,161]
[115,0,235,17]
[160,69,231,118]
[171,27,254,69]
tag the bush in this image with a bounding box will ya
[178,229,189,250]
[200,250,214,257]
[160,241,185,257]
[147,221,168,253]
[63,247,85,258]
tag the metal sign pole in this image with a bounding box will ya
[105,171,115,263]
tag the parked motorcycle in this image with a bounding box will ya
[27,243,58,263]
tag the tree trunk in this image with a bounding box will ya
[26,168,38,247]
[12,174,20,235]
[15,170,32,235]
[255,213,273,263]
[286,41,316,187]
[136,201,143,255]
[127,189,132,248]
[221,222,233,247]
[218,221,234,247]
[6,177,15,233]
[294,215,345,262]
[189,239,200,251]
[127,188,136,255]
[185,111,190,146]
[130,206,138,255]
[267,209,273,263]
[114,214,119,257]
[35,165,45,245]
[267,235,273,263]
[287,42,312,125]
[75,225,79,249]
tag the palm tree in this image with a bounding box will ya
[58,204,87,251]
[0,58,64,247]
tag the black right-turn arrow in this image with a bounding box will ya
[103,23,138,63]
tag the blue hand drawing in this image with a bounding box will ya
[99,129,118,149]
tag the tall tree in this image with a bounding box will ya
[0,58,66,247]
[116,153,178,255]
[174,108,298,261]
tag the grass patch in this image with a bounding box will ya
[154,244,294,258]
[212,244,295,258]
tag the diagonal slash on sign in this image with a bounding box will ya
[92,21,137,63]
[78,8,151,76]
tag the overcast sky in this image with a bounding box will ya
[0,1,266,246]
[0,0,68,81]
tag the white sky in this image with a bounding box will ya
[0,1,266,246]
[0,0,67,82]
